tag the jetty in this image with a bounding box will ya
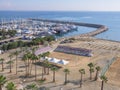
[30,18,108,37]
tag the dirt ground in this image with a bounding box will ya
[106,58,120,87]
[1,37,120,90]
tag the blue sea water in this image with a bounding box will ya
[0,11,120,41]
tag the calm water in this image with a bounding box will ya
[0,11,120,41]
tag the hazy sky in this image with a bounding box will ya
[0,0,120,11]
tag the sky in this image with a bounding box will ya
[0,0,120,11]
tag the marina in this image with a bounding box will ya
[0,18,108,44]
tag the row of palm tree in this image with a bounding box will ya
[88,62,101,81]
[0,48,108,90]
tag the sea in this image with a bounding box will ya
[0,11,120,41]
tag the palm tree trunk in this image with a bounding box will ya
[0,85,2,90]
[53,71,55,82]
[95,71,98,81]
[41,67,44,80]
[35,60,37,81]
[27,59,30,76]
[47,68,49,75]
[24,62,27,77]
[2,61,4,71]
[10,62,12,73]
[64,73,67,85]
[29,60,33,75]
[16,56,18,74]
[43,67,47,74]
[80,74,83,87]
[101,81,104,90]
[90,72,92,80]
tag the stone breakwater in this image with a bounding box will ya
[30,18,108,37]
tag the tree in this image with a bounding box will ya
[31,54,38,81]
[94,66,101,81]
[13,51,19,74]
[51,66,59,82]
[88,62,94,80]
[79,69,85,87]
[100,75,108,90]
[6,82,16,90]
[43,60,51,75]
[0,58,4,71]
[0,75,7,90]
[26,83,38,90]
[8,54,14,73]
[63,69,70,85]
[22,54,28,77]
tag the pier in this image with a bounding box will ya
[30,18,108,37]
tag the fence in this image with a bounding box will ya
[100,57,116,76]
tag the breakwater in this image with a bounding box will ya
[30,18,108,37]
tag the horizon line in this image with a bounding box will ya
[1,10,120,12]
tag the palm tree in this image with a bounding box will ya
[22,52,32,76]
[22,54,28,76]
[43,60,51,75]
[0,58,4,71]
[88,62,94,80]
[51,66,59,82]
[13,50,19,74]
[8,54,14,73]
[0,75,7,90]
[100,75,108,90]
[6,82,16,90]
[26,83,38,90]
[63,69,70,85]
[7,61,14,73]
[26,52,32,76]
[46,62,51,75]
[79,69,85,87]
[31,54,38,81]
[94,66,101,81]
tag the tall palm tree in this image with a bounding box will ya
[94,66,101,81]
[31,54,38,81]
[43,60,51,75]
[79,69,85,87]
[6,82,16,90]
[26,52,32,76]
[8,54,14,73]
[46,62,51,75]
[63,69,70,85]
[22,54,28,76]
[51,66,59,82]
[88,62,94,80]
[13,50,19,74]
[0,58,4,71]
[100,75,108,90]
[26,83,38,90]
[7,61,14,73]
[0,75,7,90]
